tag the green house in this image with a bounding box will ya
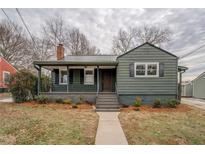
[34,42,187,110]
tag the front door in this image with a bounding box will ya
[102,70,113,92]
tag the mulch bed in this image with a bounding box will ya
[17,101,94,110]
[120,104,192,112]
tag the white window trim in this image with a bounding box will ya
[134,62,159,77]
[59,69,68,85]
[3,71,10,84]
[84,68,94,85]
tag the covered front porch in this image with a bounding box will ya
[34,60,117,95]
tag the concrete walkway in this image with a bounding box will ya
[95,112,128,145]
[0,96,13,103]
[181,98,205,110]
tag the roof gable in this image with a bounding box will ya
[117,42,178,59]
[0,57,18,71]
[193,71,205,81]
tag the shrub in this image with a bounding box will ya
[9,70,37,103]
[176,99,181,105]
[63,98,72,104]
[72,104,78,109]
[153,99,161,108]
[133,96,142,107]
[35,95,48,104]
[167,99,178,108]
[55,98,63,103]
[78,95,84,103]
[41,75,51,92]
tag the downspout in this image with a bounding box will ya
[179,70,186,101]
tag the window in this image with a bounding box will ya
[84,68,94,85]
[135,64,146,76]
[147,64,157,75]
[3,71,10,84]
[59,70,67,84]
[135,62,159,77]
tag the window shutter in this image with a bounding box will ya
[80,69,84,84]
[159,63,164,77]
[129,63,134,77]
[54,69,59,84]
[69,69,73,84]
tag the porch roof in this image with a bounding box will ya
[34,55,118,66]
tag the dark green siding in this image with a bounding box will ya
[52,68,97,92]
[117,43,178,104]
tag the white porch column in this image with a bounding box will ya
[67,65,69,92]
[97,66,100,93]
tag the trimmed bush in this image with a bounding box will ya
[9,70,37,103]
[72,104,78,109]
[167,99,178,108]
[35,95,48,104]
[63,98,72,104]
[133,96,142,107]
[55,98,63,103]
[78,95,84,103]
[153,99,161,108]
[176,99,181,105]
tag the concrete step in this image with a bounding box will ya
[95,108,120,112]
[98,92,116,95]
[97,97,118,101]
[96,102,120,105]
[96,104,120,108]
[97,100,118,103]
[98,95,117,98]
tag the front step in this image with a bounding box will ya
[96,93,120,112]
[96,104,121,109]
[96,108,120,112]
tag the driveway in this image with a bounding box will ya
[181,98,205,110]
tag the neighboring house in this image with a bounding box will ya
[192,72,205,99]
[34,42,187,110]
[181,81,193,97]
[0,57,17,92]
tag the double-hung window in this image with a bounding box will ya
[135,62,159,77]
[59,70,67,84]
[84,68,94,85]
[3,71,10,84]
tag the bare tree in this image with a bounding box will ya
[67,28,100,55]
[112,24,172,55]
[0,20,30,67]
[31,37,53,61]
[42,15,100,55]
[42,15,68,46]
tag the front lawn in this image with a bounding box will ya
[0,103,98,144]
[119,104,205,144]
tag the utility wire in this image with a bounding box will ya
[179,44,205,60]
[1,8,20,33]
[15,8,38,51]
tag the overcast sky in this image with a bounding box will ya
[0,8,205,81]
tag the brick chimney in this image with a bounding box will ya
[56,44,64,60]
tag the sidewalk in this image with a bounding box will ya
[181,98,205,110]
[0,97,13,103]
[95,112,128,145]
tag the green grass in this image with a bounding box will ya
[0,103,98,144]
[119,106,205,144]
